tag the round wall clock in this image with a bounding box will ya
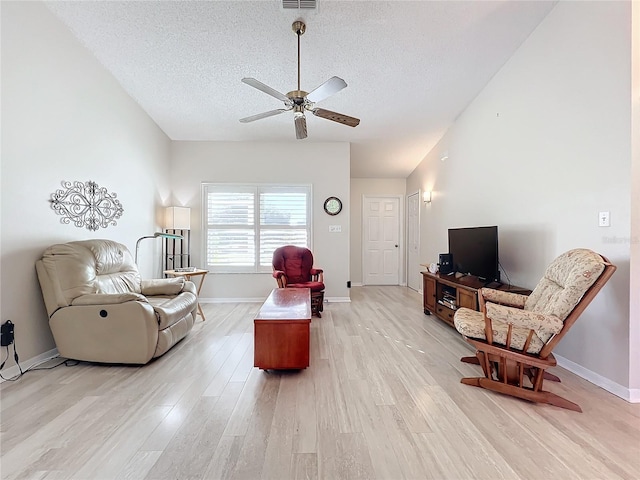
[323,196,342,216]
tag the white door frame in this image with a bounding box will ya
[406,190,421,293]
[361,194,405,286]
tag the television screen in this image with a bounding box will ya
[448,226,499,282]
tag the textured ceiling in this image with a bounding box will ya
[45,0,556,178]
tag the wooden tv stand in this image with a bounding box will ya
[421,271,531,328]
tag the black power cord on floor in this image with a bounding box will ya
[0,354,79,382]
[0,319,80,381]
[0,341,79,382]
[0,338,24,381]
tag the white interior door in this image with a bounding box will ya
[363,196,400,285]
[407,192,421,292]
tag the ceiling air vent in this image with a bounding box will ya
[283,0,316,9]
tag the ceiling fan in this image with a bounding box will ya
[240,20,360,140]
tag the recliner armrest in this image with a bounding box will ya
[141,277,185,296]
[181,281,197,295]
[71,293,147,306]
[485,302,564,337]
[152,291,198,329]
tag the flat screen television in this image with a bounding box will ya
[448,226,499,282]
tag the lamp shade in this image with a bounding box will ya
[165,206,191,230]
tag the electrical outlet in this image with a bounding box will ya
[1,321,14,347]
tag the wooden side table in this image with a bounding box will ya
[164,268,209,321]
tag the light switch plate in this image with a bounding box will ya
[599,211,610,227]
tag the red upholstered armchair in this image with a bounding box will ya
[272,245,325,317]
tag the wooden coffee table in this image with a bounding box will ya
[254,288,311,370]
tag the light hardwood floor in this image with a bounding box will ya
[1,286,639,480]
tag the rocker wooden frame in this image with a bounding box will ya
[459,255,616,412]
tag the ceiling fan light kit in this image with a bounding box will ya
[240,20,360,139]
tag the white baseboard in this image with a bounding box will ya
[200,298,263,303]
[351,282,363,287]
[327,297,351,303]
[200,296,352,304]
[555,354,639,403]
[0,348,59,383]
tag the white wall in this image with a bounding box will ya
[630,1,640,395]
[407,1,634,391]
[1,2,171,368]
[170,141,351,302]
[350,178,407,285]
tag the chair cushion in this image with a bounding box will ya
[485,303,564,344]
[480,288,527,308]
[286,281,325,292]
[524,249,605,321]
[272,245,314,284]
[454,307,545,354]
[71,293,147,306]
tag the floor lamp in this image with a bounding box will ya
[165,206,191,270]
[135,232,183,264]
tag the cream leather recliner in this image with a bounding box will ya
[36,239,198,364]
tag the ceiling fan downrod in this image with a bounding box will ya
[292,20,305,92]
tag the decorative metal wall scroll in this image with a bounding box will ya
[50,180,124,231]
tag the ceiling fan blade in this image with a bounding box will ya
[312,108,360,127]
[241,78,292,105]
[294,114,307,140]
[239,109,289,123]
[306,76,348,103]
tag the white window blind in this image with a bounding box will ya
[203,184,311,272]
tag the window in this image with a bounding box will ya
[203,184,311,272]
